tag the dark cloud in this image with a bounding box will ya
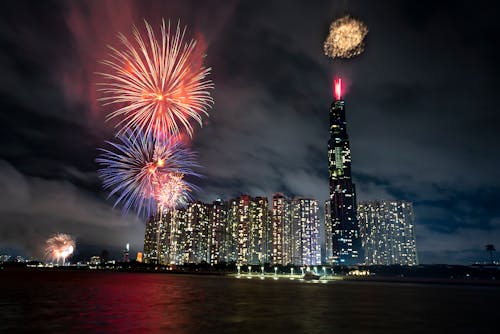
[0,0,499,264]
[0,160,143,260]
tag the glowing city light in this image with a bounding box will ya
[334,78,342,100]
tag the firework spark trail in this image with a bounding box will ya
[324,16,368,59]
[98,19,214,140]
[96,130,200,216]
[45,234,75,265]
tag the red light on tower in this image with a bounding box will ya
[334,78,342,101]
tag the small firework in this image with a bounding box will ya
[98,19,214,139]
[96,130,200,216]
[324,16,368,59]
[155,173,197,210]
[45,234,75,265]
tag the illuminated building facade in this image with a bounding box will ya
[324,200,333,262]
[292,198,321,266]
[237,195,251,264]
[358,201,418,265]
[185,202,211,263]
[144,195,320,266]
[271,194,321,265]
[234,195,270,265]
[143,209,186,265]
[272,193,290,265]
[226,198,240,262]
[144,211,172,264]
[166,208,186,264]
[209,199,229,264]
[249,196,269,264]
[143,214,158,263]
[263,208,273,264]
[327,78,363,265]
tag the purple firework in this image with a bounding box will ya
[96,130,200,216]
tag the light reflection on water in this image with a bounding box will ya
[0,270,498,333]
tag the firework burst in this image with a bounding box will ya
[324,16,368,59]
[98,19,214,139]
[45,234,75,265]
[155,172,197,210]
[96,130,200,216]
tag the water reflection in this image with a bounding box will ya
[0,270,499,333]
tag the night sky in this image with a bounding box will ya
[1,0,499,264]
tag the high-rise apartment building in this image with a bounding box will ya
[235,195,270,265]
[143,208,188,265]
[271,193,290,265]
[143,211,168,264]
[227,198,240,262]
[237,195,251,264]
[358,201,418,265]
[271,194,321,266]
[209,199,229,265]
[185,202,211,263]
[327,78,362,265]
[292,198,321,266]
[249,196,269,264]
[324,201,333,263]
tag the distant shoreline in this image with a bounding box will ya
[2,266,499,286]
[342,275,500,287]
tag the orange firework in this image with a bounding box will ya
[45,233,75,265]
[98,19,214,139]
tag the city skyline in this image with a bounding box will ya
[0,1,499,265]
[143,194,322,267]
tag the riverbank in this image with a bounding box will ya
[2,265,499,286]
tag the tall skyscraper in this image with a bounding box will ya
[328,78,362,265]
[358,201,418,265]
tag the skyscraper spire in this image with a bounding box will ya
[334,78,342,101]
